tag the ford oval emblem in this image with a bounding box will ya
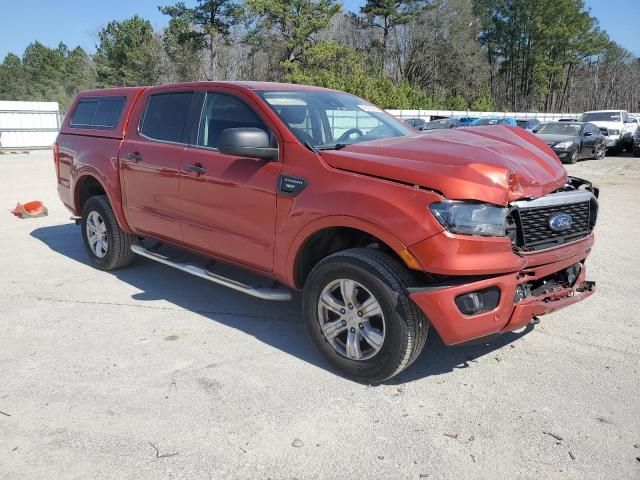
[549,213,572,231]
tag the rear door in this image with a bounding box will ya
[120,87,196,242]
[582,123,600,157]
[178,88,281,271]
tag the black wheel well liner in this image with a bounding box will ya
[294,226,407,289]
[75,175,106,212]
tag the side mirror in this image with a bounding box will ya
[218,128,278,161]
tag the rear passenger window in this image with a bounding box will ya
[69,97,125,129]
[91,97,125,127]
[141,92,194,143]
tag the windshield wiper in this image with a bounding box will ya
[316,143,349,151]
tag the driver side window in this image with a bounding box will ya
[197,92,269,149]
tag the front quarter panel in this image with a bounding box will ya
[274,142,445,286]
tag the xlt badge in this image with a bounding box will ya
[278,175,308,196]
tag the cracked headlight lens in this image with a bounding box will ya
[429,201,508,237]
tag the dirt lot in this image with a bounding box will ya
[1,150,639,479]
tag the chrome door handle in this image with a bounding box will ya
[127,152,143,162]
[186,163,207,176]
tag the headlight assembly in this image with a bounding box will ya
[554,141,575,150]
[429,201,508,237]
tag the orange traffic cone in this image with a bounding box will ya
[10,200,48,219]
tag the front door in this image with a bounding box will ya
[120,88,196,242]
[179,90,281,271]
[581,124,597,158]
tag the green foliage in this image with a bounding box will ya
[160,0,241,40]
[283,41,434,109]
[0,53,27,100]
[162,18,204,81]
[447,94,468,111]
[1,0,638,114]
[160,0,242,79]
[475,0,610,110]
[246,0,342,63]
[95,16,161,87]
[0,43,95,110]
[469,89,495,111]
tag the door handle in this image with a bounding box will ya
[127,151,143,162]
[186,163,207,176]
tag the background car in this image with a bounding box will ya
[420,117,478,131]
[469,117,517,127]
[579,110,636,155]
[516,118,541,132]
[534,121,606,163]
[402,118,426,130]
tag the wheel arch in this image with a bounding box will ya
[287,216,422,289]
[73,172,132,232]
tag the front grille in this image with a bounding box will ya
[506,196,597,252]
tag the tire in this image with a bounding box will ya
[81,195,136,271]
[564,149,579,164]
[634,148,640,158]
[303,248,429,383]
[595,143,606,160]
[608,146,620,156]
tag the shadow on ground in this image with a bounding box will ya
[31,223,532,384]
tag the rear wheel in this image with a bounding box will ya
[81,195,136,271]
[608,146,620,156]
[303,248,429,383]
[634,148,640,158]
[595,143,606,160]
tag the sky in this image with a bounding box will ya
[0,0,638,60]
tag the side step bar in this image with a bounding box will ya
[130,245,292,301]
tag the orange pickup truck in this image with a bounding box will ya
[55,82,597,381]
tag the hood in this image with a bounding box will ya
[319,126,566,206]
[536,133,579,145]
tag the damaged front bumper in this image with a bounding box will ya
[408,251,595,345]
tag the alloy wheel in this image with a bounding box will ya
[86,211,108,258]
[317,279,386,361]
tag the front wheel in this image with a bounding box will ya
[81,195,136,271]
[303,248,429,383]
[564,149,579,164]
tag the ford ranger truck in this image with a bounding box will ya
[580,110,636,155]
[54,82,598,382]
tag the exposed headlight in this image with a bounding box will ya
[429,201,508,236]
[554,141,575,150]
[608,129,620,135]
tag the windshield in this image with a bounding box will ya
[258,90,413,149]
[536,123,581,136]
[581,112,621,122]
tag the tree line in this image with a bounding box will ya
[1,0,638,113]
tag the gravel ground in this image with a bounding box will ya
[0,150,639,480]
